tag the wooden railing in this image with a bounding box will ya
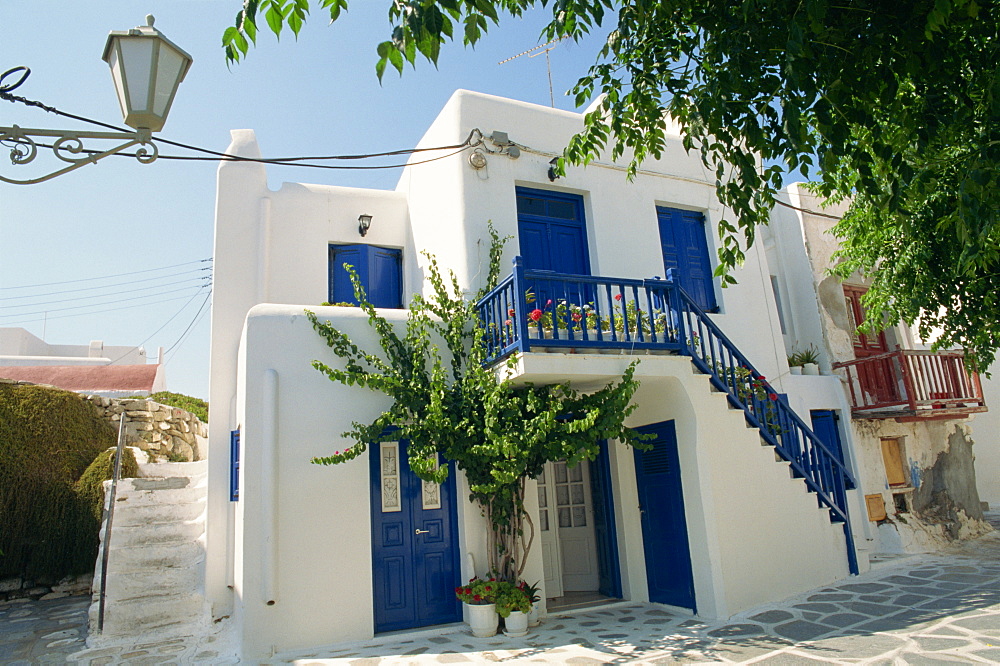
[833,349,984,416]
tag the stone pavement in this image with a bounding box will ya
[2,513,998,664]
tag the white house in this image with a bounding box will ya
[207,90,989,659]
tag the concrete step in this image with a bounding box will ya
[113,483,207,507]
[106,518,204,548]
[89,592,209,637]
[98,540,205,572]
[93,563,203,602]
[109,500,206,527]
[138,459,207,479]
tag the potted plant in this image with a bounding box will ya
[787,351,803,375]
[455,577,499,637]
[519,580,542,627]
[799,345,821,375]
[494,581,532,637]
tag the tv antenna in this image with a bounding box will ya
[498,36,569,107]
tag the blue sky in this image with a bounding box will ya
[0,1,611,399]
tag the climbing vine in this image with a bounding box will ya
[306,225,647,580]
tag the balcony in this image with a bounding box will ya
[833,350,987,421]
[476,257,687,364]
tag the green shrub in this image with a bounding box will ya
[0,384,116,580]
[75,448,140,523]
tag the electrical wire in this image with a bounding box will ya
[107,288,210,364]
[1,276,211,308]
[0,289,211,326]
[0,283,211,318]
[1,258,212,290]
[161,291,212,361]
[0,266,212,301]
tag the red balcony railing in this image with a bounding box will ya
[833,350,986,420]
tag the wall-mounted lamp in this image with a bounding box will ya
[358,214,373,237]
[547,157,561,182]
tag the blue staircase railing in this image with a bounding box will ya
[476,257,859,576]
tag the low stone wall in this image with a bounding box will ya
[0,573,92,602]
[83,396,207,462]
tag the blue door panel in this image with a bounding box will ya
[658,207,716,311]
[591,441,622,598]
[516,188,590,312]
[810,410,855,490]
[329,245,367,305]
[329,245,402,308]
[370,438,462,633]
[633,420,696,611]
[369,247,403,308]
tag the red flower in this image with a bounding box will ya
[455,587,462,593]
[508,307,516,317]
[572,312,583,322]
[545,299,553,306]
[485,586,492,591]
[465,587,472,594]
[529,309,543,322]
[334,451,340,455]
[768,393,778,401]
[614,293,623,301]
[758,375,766,381]
[504,319,512,326]
[473,594,481,602]
[489,577,496,582]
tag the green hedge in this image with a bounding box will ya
[0,384,134,580]
[134,391,208,422]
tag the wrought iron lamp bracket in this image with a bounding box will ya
[0,125,157,185]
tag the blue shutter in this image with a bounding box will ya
[329,245,402,308]
[810,410,854,489]
[657,207,717,311]
[230,428,240,502]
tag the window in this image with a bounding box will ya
[657,207,717,311]
[328,244,402,308]
[230,428,240,502]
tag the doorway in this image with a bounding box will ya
[537,442,621,609]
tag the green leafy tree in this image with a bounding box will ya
[225,0,999,370]
[305,225,646,579]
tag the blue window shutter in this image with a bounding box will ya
[329,245,368,305]
[230,428,240,502]
[657,207,716,311]
[367,246,402,309]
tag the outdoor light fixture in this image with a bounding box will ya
[103,15,193,133]
[358,214,373,237]
[0,15,192,185]
[547,157,561,181]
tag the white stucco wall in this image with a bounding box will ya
[0,327,149,366]
[971,377,1000,507]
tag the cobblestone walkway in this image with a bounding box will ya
[3,514,998,664]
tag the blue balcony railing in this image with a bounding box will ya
[477,256,859,575]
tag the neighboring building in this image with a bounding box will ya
[766,184,992,553]
[207,91,988,659]
[0,327,166,397]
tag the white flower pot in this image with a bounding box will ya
[802,362,820,376]
[789,366,802,375]
[467,603,498,637]
[503,610,529,637]
[527,605,541,627]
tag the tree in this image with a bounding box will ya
[224,0,1000,371]
[306,225,646,580]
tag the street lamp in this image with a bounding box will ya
[0,15,192,185]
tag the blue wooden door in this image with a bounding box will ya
[329,245,402,308]
[590,441,622,598]
[657,207,716,311]
[633,420,696,611]
[516,188,590,308]
[370,438,461,633]
[810,409,855,495]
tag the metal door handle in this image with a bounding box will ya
[415,529,430,534]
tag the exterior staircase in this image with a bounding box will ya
[88,458,210,642]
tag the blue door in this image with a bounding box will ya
[516,188,590,308]
[370,438,461,633]
[591,441,622,598]
[633,420,696,611]
[329,244,402,308]
[810,410,855,491]
[657,207,716,311]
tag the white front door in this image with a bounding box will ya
[538,459,600,596]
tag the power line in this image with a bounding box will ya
[162,291,212,361]
[107,288,210,364]
[1,276,211,308]
[0,289,211,326]
[1,258,212,290]
[0,266,212,301]
[0,283,211,318]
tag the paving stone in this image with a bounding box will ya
[838,601,899,615]
[882,575,935,585]
[951,615,1000,631]
[749,609,795,624]
[910,636,976,651]
[751,653,832,664]
[706,623,764,638]
[819,612,868,628]
[797,632,906,659]
[895,652,973,664]
[971,648,1000,661]
[794,602,841,613]
[772,620,831,641]
[436,653,472,663]
[839,582,892,593]
[806,593,853,602]
[894,593,930,605]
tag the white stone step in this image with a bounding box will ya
[109,500,206,526]
[89,592,209,637]
[113,483,207,507]
[93,564,203,602]
[106,518,204,548]
[138,459,208,479]
[99,541,205,572]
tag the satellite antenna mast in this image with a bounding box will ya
[498,36,569,107]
